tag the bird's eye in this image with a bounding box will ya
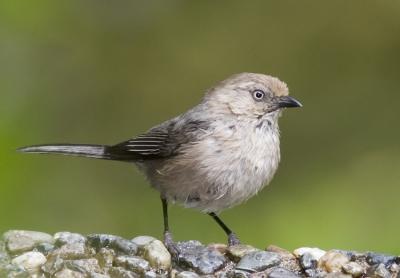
[252,90,265,101]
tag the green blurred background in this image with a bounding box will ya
[1,0,400,254]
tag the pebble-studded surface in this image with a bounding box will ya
[1,230,399,277]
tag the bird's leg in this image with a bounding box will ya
[209,212,241,246]
[161,197,180,258]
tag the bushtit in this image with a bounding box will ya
[18,73,302,255]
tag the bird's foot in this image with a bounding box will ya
[228,232,241,246]
[163,231,180,259]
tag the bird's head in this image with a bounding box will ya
[204,73,302,120]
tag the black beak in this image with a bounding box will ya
[277,96,302,108]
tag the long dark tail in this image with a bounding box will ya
[17,144,111,160]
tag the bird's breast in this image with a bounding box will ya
[143,119,281,212]
[185,120,281,211]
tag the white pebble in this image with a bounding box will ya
[54,232,86,245]
[4,230,54,254]
[143,240,171,271]
[293,247,326,261]
[11,251,47,274]
[131,236,156,248]
[319,251,349,273]
[343,261,365,277]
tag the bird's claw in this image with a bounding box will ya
[228,232,241,246]
[163,231,180,259]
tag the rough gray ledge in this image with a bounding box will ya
[1,230,399,278]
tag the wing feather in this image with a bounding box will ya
[104,132,172,161]
[104,119,210,161]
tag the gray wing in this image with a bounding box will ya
[105,120,209,161]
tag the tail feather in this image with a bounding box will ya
[17,144,108,160]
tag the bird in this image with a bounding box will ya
[18,72,302,256]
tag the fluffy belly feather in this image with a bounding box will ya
[141,119,281,213]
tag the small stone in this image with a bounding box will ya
[3,230,54,254]
[63,258,101,274]
[236,251,281,272]
[143,239,171,272]
[390,263,400,272]
[87,234,121,252]
[366,252,396,266]
[1,264,31,278]
[348,252,367,262]
[11,251,47,275]
[176,241,227,275]
[300,252,318,270]
[176,271,200,278]
[268,267,301,278]
[131,236,157,249]
[266,245,295,258]
[96,248,115,268]
[108,266,140,278]
[54,232,86,246]
[227,244,260,261]
[332,250,359,260]
[217,270,234,278]
[279,256,303,275]
[87,234,119,249]
[87,234,138,256]
[233,269,251,278]
[55,242,92,260]
[373,263,391,278]
[113,238,138,256]
[41,253,64,275]
[342,262,365,277]
[144,270,157,278]
[207,243,228,254]
[35,242,55,255]
[293,247,326,261]
[115,256,150,274]
[319,251,349,273]
[305,268,327,277]
[54,268,86,278]
[171,269,179,277]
